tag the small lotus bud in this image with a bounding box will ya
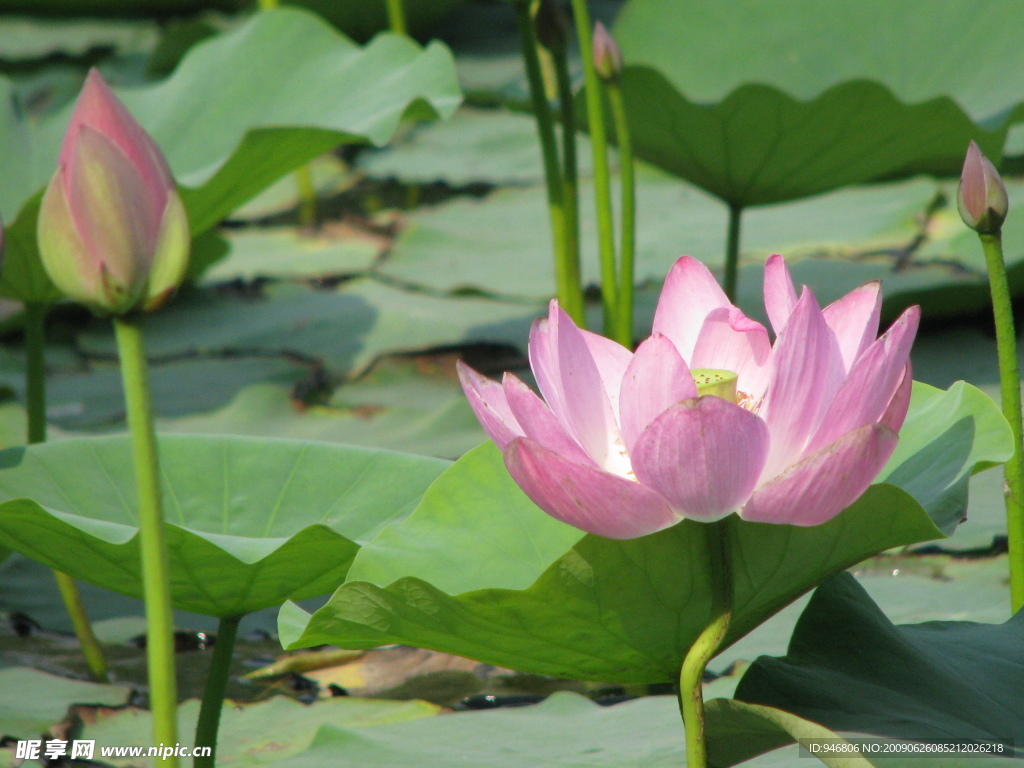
[958,140,1008,235]
[534,0,567,53]
[592,21,622,81]
[37,69,190,316]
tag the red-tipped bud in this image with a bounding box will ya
[592,21,622,81]
[958,140,1008,235]
[37,69,190,316]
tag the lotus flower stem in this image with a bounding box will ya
[678,519,733,768]
[550,37,583,324]
[515,1,584,326]
[24,302,111,683]
[194,615,242,768]
[979,232,1024,611]
[606,81,635,348]
[723,204,743,302]
[114,315,179,767]
[386,0,408,35]
[568,0,617,332]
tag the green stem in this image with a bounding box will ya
[607,82,635,349]
[723,204,743,302]
[980,232,1024,612]
[53,572,109,683]
[551,43,585,325]
[25,303,110,683]
[568,0,617,333]
[295,165,317,227]
[386,0,408,35]
[678,520,733,768]
[113,316,178,768]
[194,615,242,768]
[515,2,578,326]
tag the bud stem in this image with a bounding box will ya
[386,0,408,36]
[679,518,733,768]
[515,0,585,326]
[568,0,618,332]
[979,232,1024,612]
[194,614,242,768]
[24,302,111,683]
[607,80,635,347]
[550,38,583,324]
[114,315,179,768]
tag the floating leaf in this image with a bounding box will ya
[279,381,1010,683]
[287,693,685,768]
[75,280,538,380]
[0,435,448,617]
[161,358,487,460]
[81,695,439,768]
[359,107,595,186]
[0,667,130,739]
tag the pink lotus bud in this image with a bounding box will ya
[592,21,622,81]
[37,69,190,315]
[958,140,1008,235]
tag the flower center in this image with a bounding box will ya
[691,369,738,404]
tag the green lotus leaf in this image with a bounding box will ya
[713,572,1024,765]
[279,381,1011,682]
[604,0,1024,207]
[607,68,1004,208]
[80,696,440,768]
[287,692,686,768]
[0,667,131,740]
[0,435,449,617]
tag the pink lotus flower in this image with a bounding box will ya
[458,256,918,539]
[37,69,189,315]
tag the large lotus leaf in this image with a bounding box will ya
[382,166,1024,323]
[287,693,685,768]
[202,226,381,284]
[279,381,1011,682]
[0,435,448,617]
[81,696,440,768]
[607,68,1003,207]
[359,107,596,186]
[161,359,487,460]
[36,356,306,431]
[0,667,131,739]
[609,0,1023,206]
[75,279,538,379]
[705,698,1024,768]
[381,166,938,298]
[0,8,459,302]
[616,0,1024,113]
[720,573,1024,765]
